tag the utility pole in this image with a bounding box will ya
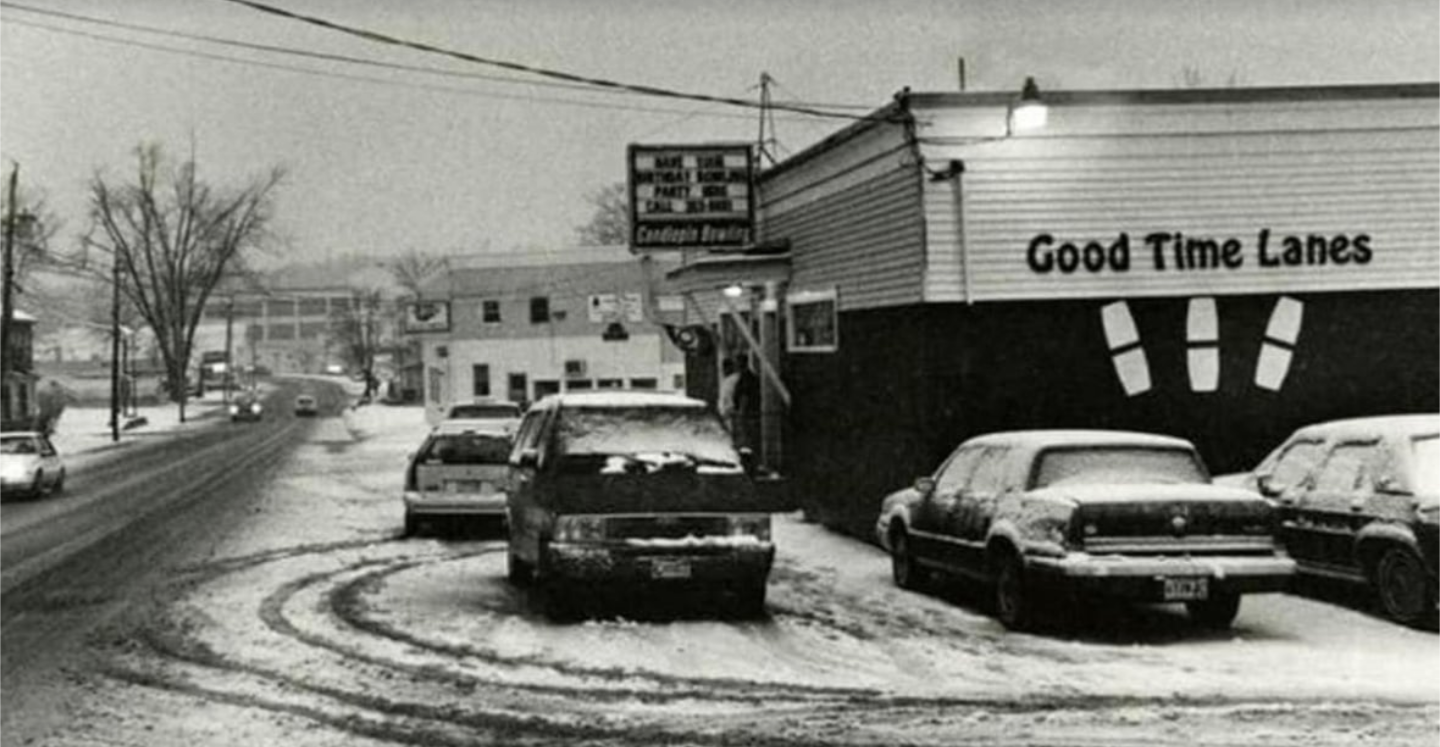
[223,294,235,403]
[109,253,122,442]
[2,165,19,410]
[756,72,779,167]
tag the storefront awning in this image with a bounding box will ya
[664,247,792,294]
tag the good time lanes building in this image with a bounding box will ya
[666,82,1439,536]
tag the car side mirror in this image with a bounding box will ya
[512,448,539,469]
[914,476,936,495]
[1254,472,1277,495]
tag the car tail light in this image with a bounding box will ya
[729,514,771,542]
[554,515,606,543]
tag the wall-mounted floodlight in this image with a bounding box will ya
[1008,76,1048,134]
[722,284,745,298]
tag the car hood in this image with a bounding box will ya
[1030,482,1265,505]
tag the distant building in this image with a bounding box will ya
[414,246,685,423]
[1,308,38,429]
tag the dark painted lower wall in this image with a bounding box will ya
[785,289,1439,538]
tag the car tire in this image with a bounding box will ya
[507,553,534,586]
[403,512,419,537]
[31,470,46,498]
[1375,546,1437,629]
[1186,592,1241,629]
[889,528,927,591]
[51,468,65,494]
[994,552,1038,632]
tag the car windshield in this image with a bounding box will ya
[1,436,38,455]
[448,404,520,419]
[555,406,739,466]
[419,433,512,465]
[1032,446,1207,487]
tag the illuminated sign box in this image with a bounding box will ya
[628,143,755,249]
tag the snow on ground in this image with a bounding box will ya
[35,392,1439,746]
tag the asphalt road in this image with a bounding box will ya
[0,377,349,743]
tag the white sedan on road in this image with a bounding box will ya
[1,431,66,499]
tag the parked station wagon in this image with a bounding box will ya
[1239,414,1438,628]
[506,392,775,617]
[876,430,1295,631]
[403,422,513,535]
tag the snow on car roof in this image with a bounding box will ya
[432,420,514,435]
[1288,414,1440,440]
[962,429,1196,449]
[534,391,708,410]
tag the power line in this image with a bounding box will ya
[218,0,888,122]
[1,17,806,121]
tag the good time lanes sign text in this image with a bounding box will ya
[1026,230,1373,274]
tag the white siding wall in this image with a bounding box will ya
[760,122,927,310]
[917,93,1440,302]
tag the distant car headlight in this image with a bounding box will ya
[554,515,606,543]
[228,405,240,415]
[252,403,263,413]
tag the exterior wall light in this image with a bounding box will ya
[723,284,745,298]
[1009,76,1048,134]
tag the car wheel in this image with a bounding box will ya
[1375,546,1437,628]
[889,528,927,590]
[403,512,419,537]
[1186,592,1241,629]
[31,470,46,498]
[51,468,65,494]
[994,552,1037,631]
[507,553,534,586]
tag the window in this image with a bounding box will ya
[508,373,527,402]
[267,323,295,340]
[483,300,502,323]
[1314,443,1374,493]
[787,288,838,352]
[629,377,658,390]
[420,433,512,465]
[597,378,624,389]
[1031,447,1207,488]
[267,299,297,318]
[530,296,550,324]
[1265,440,1325,494]
[472,364,491,397]
[565,379,594,391]
[967,448,1011,494]
[299,297,327,316]
[534,380,561,399]
[935,447,985,493]
[299,321,328,339]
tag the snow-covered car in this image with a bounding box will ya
[443,399,522,435]
[293,394,319,417]
[878,430,1294,631]
[0,431,66,499]
[229,394,263,422]
[1235,414,1438,629]
[403,421,514,536]
[505,391,775,617]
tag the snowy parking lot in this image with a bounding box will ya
[7,398,1428,746]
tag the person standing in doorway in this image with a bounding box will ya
[732,355,760,451]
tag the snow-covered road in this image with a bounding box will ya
[8,398,1437,746]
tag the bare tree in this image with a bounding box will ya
[575,182,630,246]
[83,143,285,421]
[329,288,385,401]
[389,249,447,299]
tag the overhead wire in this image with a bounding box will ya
[0,16,801,121]
[217,0,889,122]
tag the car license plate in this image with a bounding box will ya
[1163,577,1208,601]
[651,558,691,579]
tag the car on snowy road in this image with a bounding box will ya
[442,399,522,435]
[0,431,66,499]
[293,394,319,417]
[877,430,1295,631]
[1230,414,1438,629]
[505,391,775,617]
[402,421,514,535]
[229,393,264,422]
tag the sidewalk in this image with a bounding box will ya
[48,394,232,468]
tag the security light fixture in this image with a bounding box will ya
[1009,76,1048,134]
[723,284,745,299]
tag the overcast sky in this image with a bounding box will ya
[2,0,1436,267]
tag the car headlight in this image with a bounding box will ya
[729,514,771,542]
[252,403,263,413]
[554,515,606,543]
[228,405,239,415]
